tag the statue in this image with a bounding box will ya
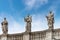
[1,18,8,34]
[46,11,54,30]
[24,14,32,32]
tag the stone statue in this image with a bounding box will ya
[1,18,8,34]
[46,11,54,30]
[24,14,32,32]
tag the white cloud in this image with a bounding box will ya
[7,16,25,34]
[54,19,60,29]
[32,14,48,32]
[8,23,24,34]
[8,0,17,12]
[24,0,48,10]
[24,0,35,9]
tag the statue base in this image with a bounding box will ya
[1,34,8,40]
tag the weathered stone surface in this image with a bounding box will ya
[1,18,8,34]
[46,11,54,30]
[24,14,32,32]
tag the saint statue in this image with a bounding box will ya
[46,11,54,29]
[24,14,32,32]
[1,18,8,34]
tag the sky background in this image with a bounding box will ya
[0,0,60,34]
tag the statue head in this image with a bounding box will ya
[50,11,52,14]
[3,17,8,25]
[4,18,6,20]
[48,11,53,17]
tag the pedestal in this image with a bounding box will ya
[46,30,53,40]
[1,34,7,40]
[23,32,31,40]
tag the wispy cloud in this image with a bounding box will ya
[8,21,25,34]
[32,14,48,31]
[54,18,60,29]
[8,0,17,12]
[7,16,25,34]
[23,0,48,10]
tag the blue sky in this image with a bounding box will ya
[0,0,60,34]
